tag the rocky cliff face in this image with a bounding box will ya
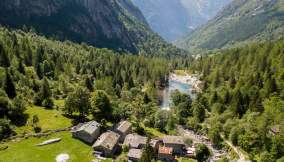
[0,0,159,54]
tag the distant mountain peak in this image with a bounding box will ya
[176,0,284,50]
[131,0,231,42]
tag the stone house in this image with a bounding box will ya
[92,131,120,157]
[71,121,101,144]
[163,136,185,154]
[127,148,143,162]
[150,139,162,152]
[114,121,132,142]
[158,146,174,162]
[123,133,147,149]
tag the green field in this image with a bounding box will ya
[15,104,72,135]
[0,132,95,162]
[178,157,197,162]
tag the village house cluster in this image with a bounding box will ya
[71,120,197,161]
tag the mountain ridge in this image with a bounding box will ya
[0,0,183,56]
[176,0,284,51]
[131,0,231,42]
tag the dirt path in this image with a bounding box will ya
[220,135,250,162]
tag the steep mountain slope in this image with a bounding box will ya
[177,0,284,50]
[131,0,231,42]
[0,0,182,56]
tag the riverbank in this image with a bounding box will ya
[161,71,202,109]
[169,72,202,93]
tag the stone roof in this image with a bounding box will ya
[93,131,120,150]
[127,149,143,159]
[115,121,132,133]
[124,134,147,148]
[72,121,100,134]
[270,125,281,134]
[159,146,173,155]
[163,136,185,145]
[150,139,160,148]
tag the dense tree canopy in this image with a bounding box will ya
[189,40,284,161]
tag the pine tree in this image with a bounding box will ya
[139,138,153,162]
[34,46,44,79]
[24,44,33,66]
[4,69,16,99]
[18,59,25,74]
[232,90,245,118]
[85,76,94,91]
[0,44,10,67]
[40,77,52,100]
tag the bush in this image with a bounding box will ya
[33,126,42,133]
[195,143,211,162]
[184,138,193,146]
[0,119,12,140]
[122,144,129,153]
[0,144,8,151]
[42,98,54,109]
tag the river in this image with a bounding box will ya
[161,74,197,110]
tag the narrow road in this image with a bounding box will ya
[177,126,226,162]
[177,125,251,162]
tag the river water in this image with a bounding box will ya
[161,79,195,110]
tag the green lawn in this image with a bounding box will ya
[178,157,197,162]
[16,104,72,135]
[0,132,94,162]
[143,126,166,138]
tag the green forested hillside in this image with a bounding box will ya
[189,40,284,161]
[0,27,190,141]
[0,0,185,57]
[176,0,284,51]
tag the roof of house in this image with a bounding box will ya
[72,121,100,134]
[127,149,143,159]
[124,134,147,148]
[115,121,132,133]
[150,139,160,148]
[92,131,120,150]
[270,125,281,134]
[163,136,185,145]
[159,146,173,155]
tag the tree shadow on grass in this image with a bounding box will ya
[62,114,89,126]
[11,113,30,127]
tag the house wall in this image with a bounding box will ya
[128,157,139,162]
[117,127,131,143]
[164,143,184,154]
[93,146,113,157]
[158,153,174,162]
[72,127,101,144]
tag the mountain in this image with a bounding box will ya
[131,0,231,42]
[176,0,284,50]
[0,0,183,56]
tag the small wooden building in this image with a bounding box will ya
[92,131,120,157]
[127,148,143,162]
[124,134,147,149]
[71,121,101,144]
[158,146,174,161]
[114,121,132,142]
[163,136,185,155]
